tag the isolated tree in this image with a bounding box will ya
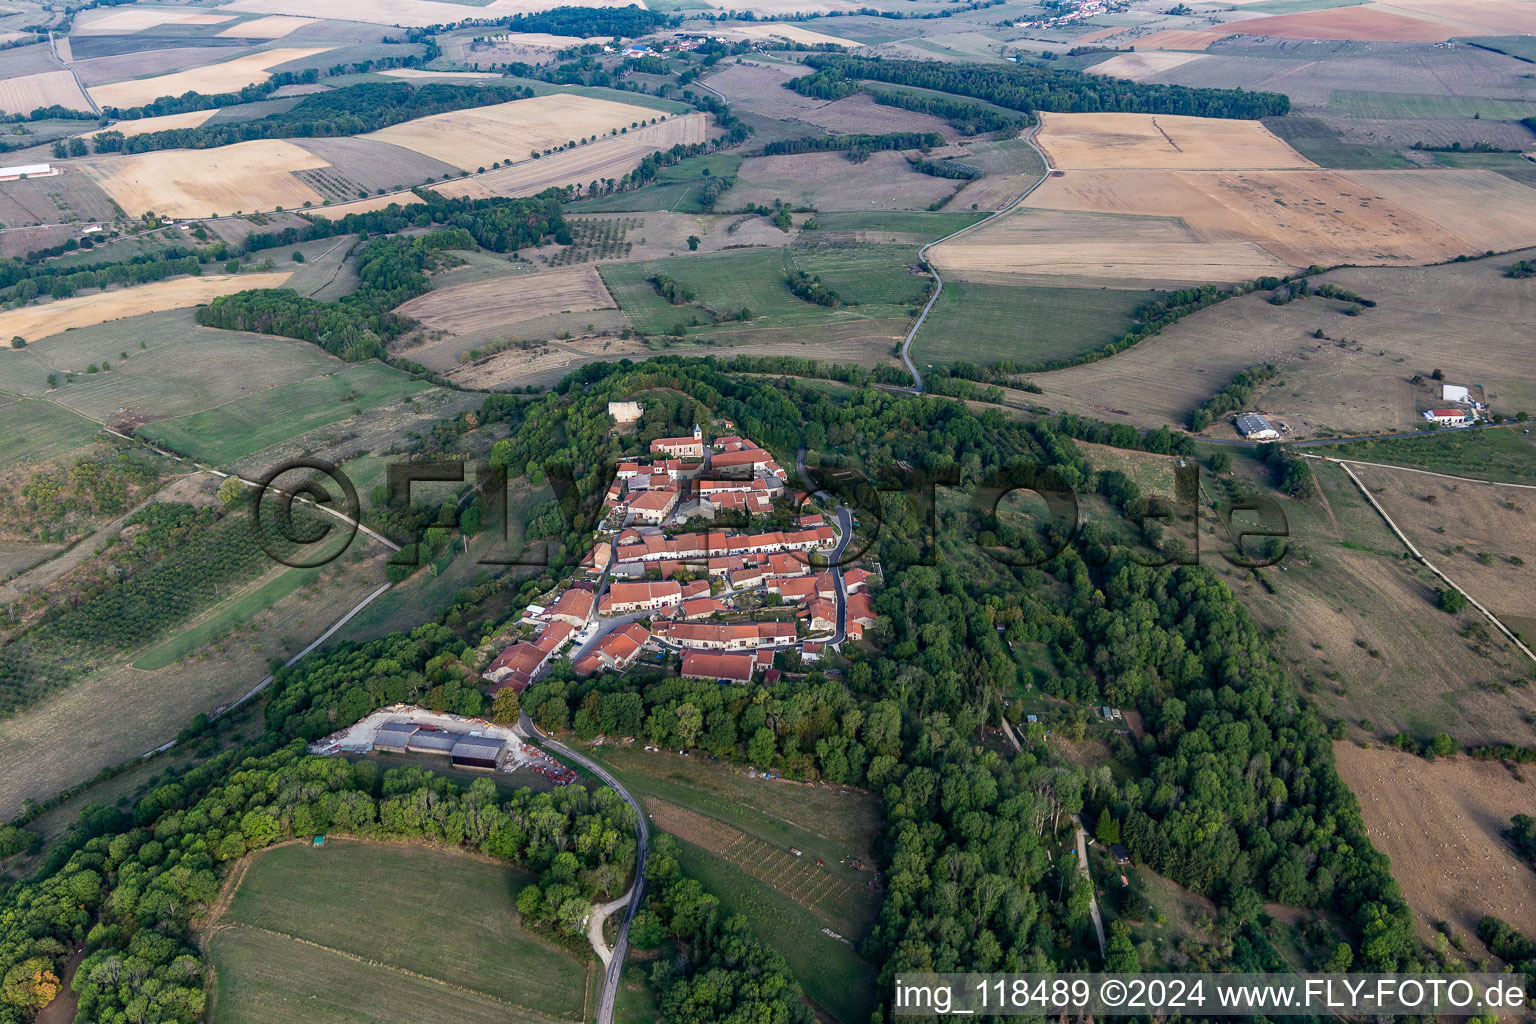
[686,234,700,251]
[1437,587,1468,614]
[217,476,246,508]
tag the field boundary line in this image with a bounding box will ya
[1311,454,1536,492]
[1325,457,1536,666]
[222,922,581,1023]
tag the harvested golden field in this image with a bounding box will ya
[1035,111,1314,170]
[433,114,708,198]
[73,7,234,32]
[1122,28,1231,49]
[1333,743,1536,942]
[711,23,863,47]
[929,206,1288,286]
[93,109,218,138]
[79,139,329,218]
[940,167,1536,280]
[1227,5,1456,41]
[0,273,292,343]
[217,15,317,37]
[397,266,614,335]
[312,192,423,216]
[1349,465,1536,621]
[89,47,333,110]
[0,70,91,114]
[1374,0,1536,35]
[1086,51,1209,80]
[1018,254,1536,435]
[364,94,675,172]
[222,0,633,29]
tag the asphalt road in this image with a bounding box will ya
[520,711,649,1024]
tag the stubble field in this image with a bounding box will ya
[89,47,334,109]
[364,94,679,173]
[79,139,330,218]
[1034,111,1314,170]
[0,272,292,343]
[1332,743,1536,944]
[0,70,92,114]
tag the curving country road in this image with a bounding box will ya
[899,121,1055,393]
[519,711,649,1024]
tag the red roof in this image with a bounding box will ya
[681,651,754,683]
[1429,409,1465,417]
[547,588,595,621]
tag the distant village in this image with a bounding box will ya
[480,404,875,695]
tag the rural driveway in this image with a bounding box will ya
[519,712,649,1024]
[1072,815,1108,962]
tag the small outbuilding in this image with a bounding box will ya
[1110,844,1131,866]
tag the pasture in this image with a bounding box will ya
[216,835,592,1019]
[0,310,347,423]
[1327,89,1536,121]
[0,272,292,344]
[364,94,676,174]
[912,281,1157,368]
[0,70,91,114]
[1220,456,1536,748]
[79,139,331,218]
[1332,743,1536,945]
[1022,255,1536,435]
[600,244,926,337]
[1310,428,1536,486]
[808,209,986,242]
[1034,111,1314,170]
[0,399,100,469]
[1348,463,1536,622]
[140,362,430,464]
[217,15,317,38]
[731,150,957,212]
[89,48,334,109]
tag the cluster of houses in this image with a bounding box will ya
[480,411,879,694]
[1013,0,1116,30]
[601,425,791,524]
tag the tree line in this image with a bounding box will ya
[1188,363,1277,431]
[788,54,1290,118]
[95,82,536,155]
[868,86,1030,136]
[760,130,943,157]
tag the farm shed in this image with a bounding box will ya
[1235,412,1280,441]
[406,730,458,755]
[450,736,505,771]
[0,163,52,181]
[372,721,418,752]
[1441,384,1470,404]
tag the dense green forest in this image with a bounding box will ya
[789,54,1291,118]
[490,4,675,37]
[97,82,536,154]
